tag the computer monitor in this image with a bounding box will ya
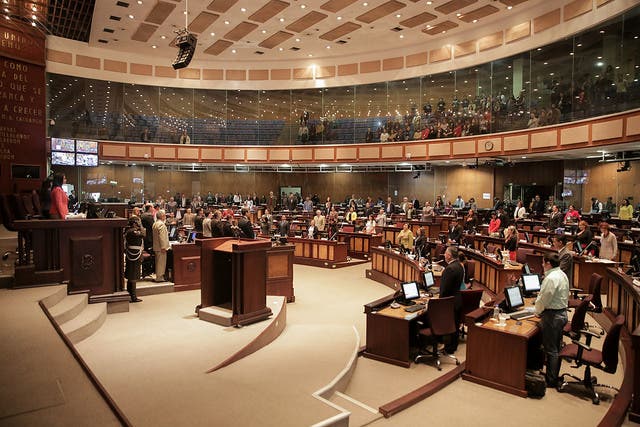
[503,286,524,312]
[522,263,531,275]
[401,281,420,301]
[186,231,197,243]
[168,225,178,241]
[524,232,531,243]
[423,271,435,289]
[522,274,541,293]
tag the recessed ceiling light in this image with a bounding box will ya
[308,54,313,57]
[507,5,512,9]
[240,7,246,12]
[262,30,267,34]
[231,49,236,53]
[152,45,157,48]
[161,35,166,39]
[128,14,134,19]
[300,4,306,8]
[337,16,342,20]
[279,47,283,51]
[137,0,142,4]
[426,1,432,4]
[363,2,368,6]
[326,45,330,49]
[472,19,477,23]
[279,17,284,22]
[295,38,300,42]
[396,14,401,18]
[224,20,229,24]
[399,34,404,38]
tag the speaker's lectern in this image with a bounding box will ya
[197,238,273,327]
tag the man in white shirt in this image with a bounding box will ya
[535,253,569,388]
[313,210,326,233]
[453,195,465,209]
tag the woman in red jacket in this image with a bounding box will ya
[50,172,69,219]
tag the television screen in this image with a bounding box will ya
[76,140,98,153]
[401,281,420,301]
[504,286,524,311]
[51,151,75,165]
[51,138,75,152]
[423,271,435,289]
[76,153,98,167]
[522,274,541,293]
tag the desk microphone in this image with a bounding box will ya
[579,241,597,256]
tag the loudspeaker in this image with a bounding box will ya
[172,33,197,70]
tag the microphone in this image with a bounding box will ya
[579,240,597,256]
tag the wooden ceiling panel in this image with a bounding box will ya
[207,0,239,13]
[258,31,294,49]
[435,0,477,15]
[286,11,328,33]
[248,0,290,23]
[421,20,459,35]
[400,12,437,28]
[224,22,259,41]
[146,1,177,25]
[459,5,499,22]
[498,0,529,6]
[319,22,362,41]
[203,39,234,55]
[320,0,358,13]
[188,11,220,34]
[131,23,159,42]
[356,0,406,24]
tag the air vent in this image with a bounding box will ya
[116,1,129,7]
[336,40,347,44]
[391,26,403,32]
[98,39,109,44]
[254,51,264,55]
[103,28,115,33]
[109,15,121,21]
[290,46,300,51]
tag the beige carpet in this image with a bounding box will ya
[0,262,623,426]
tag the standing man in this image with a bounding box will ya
[202,211,213,237]
[179,130,191,144]
[237,208,255,238]
[313,210,326,234]
[552,235,573,285]
[440,246,464,354]
[152,209,170,282]
[278,214,291,237]
[535,253,569,388]
[140,203,155,253]
[385,196,395,216]
[124,217,144,303]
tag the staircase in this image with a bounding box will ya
[41,286,107,344]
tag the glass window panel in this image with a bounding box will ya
[292,89,322,144]
[387,78,421,141]
[258,90,289,145]
[158,87,194,143]
[123,83,160,142]
[354,82,387,142]
[620,8,640,111]
[322,86,355,144]
[491,53,530,133]
[420,71,455,139]
[194,89,226,145]
[226,90,259,145]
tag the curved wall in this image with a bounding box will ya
[45,0,635,90]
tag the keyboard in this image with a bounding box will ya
[510,310,536,320]
[404,304,426,313]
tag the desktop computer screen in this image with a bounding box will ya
[401,282,420,301]
[423,271,435,289]
[522,274,541,293]
[504,286,524,312]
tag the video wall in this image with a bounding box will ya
[51,138,98,167]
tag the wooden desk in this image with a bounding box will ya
[459,248,522,296]
[463,305,540,397]
[171,242,201,291]
[336,231,382,259]
[363,294,428,368]
[291,237,348,268]
[367,246,424,290]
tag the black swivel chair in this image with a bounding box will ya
[558,315,624,404]
[569,273,604,335]
[562,295,592,340]
[459,289,483,339]
[414,296,460,370]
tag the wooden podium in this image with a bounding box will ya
[198,238,273,327]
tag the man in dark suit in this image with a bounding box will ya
[278,214,291,236]
[140,203,155,252]
[448,219,463,243]
[439,246,464,354]
[237,208,255,239]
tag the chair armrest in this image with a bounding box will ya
[569,288,584,299]
[571,339,592,352]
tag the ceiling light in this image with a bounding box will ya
[231,49,236,53]
[507,5,512,9]
[262,30,267,34]
[137,0,142,4]
[279,17,284,22]
[396,14,401,18]
[210,32,215,36]
[426,1,432,4]
[152,45,157,48]
[161,35,166,39]
[224,20,229,24]
[279,47,283,51]
[326,45,330,49]
[399,34,404,38]
[308,54,313,57]
[300,4,306,8]
[240,7,246,12]
[128,14,134,19]
[363,2,368,5]
[295,38,300,42]
[472,19,477,23]
[337,16,342,20]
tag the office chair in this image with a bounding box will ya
[516,248,534,265]
[459,289,483,339]
[414,296,460,370]
[569,273,604,335]
[563,296,592,340]
[557,315,624,405]
[525,253,544,275]
[463,260,476,286]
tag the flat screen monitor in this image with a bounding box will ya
[76,140,98,153]
[51,151,75,165]
[522,263,532,275]
[76,153,98,166]
[504,286,524,312]
[51,138,75,152]
[168,225,177,240]
[401,281,420,301]
[522,274,541,293]
[186,231,197,243]
[423,271,435,289]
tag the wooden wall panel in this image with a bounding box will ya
[534,9,561,34]
[131,63,153,75]
[226,70,246,80]
[405,144,427,158]
[129,146,152,158]
[155,66,177,78]
[269,149,290,161]
[381,145,403,159]
[292,148,313,161]
[452,140,475,155]
[76,55,100,69]
[430,46,451,63]
[154,146,176,159]
[505,22,530,44]
[478,31,503,51]
[179,68,201,80]
[246,149,268,161]
[503,134,528,151]
[271,69,291,80]
[249,70,269,80]
[104,59,127,73]
[454,40,476,58]
[626,114,640,136]
[592,119,623,141]
[224,148,245,160]
[203,69,224,80]
[439,167,495,209]
[338,63,358,76]
[382,57,403,70]
[478,137,502,153]
[530,130,557,148]
[177,147,200,160]
[47,49,72,65]
[201,148,223,160]
[360,60,381,73]
[314,148,335,160]
[429,143,450,156]
[359,146,380,159]
[406,52,428,67]
[560,125,588,145]
[564,0,592,21]
[102,144,127,157]
[336,147,358,160]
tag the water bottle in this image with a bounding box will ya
[493,305,500,321]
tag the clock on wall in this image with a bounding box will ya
[484,140,494,151]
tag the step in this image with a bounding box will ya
[40,285,68,310]
[328,392,381,427]
[60,302,107,344]
[49,293,88,325]
[137,280,174,296]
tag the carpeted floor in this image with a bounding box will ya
[0,262,623,426]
